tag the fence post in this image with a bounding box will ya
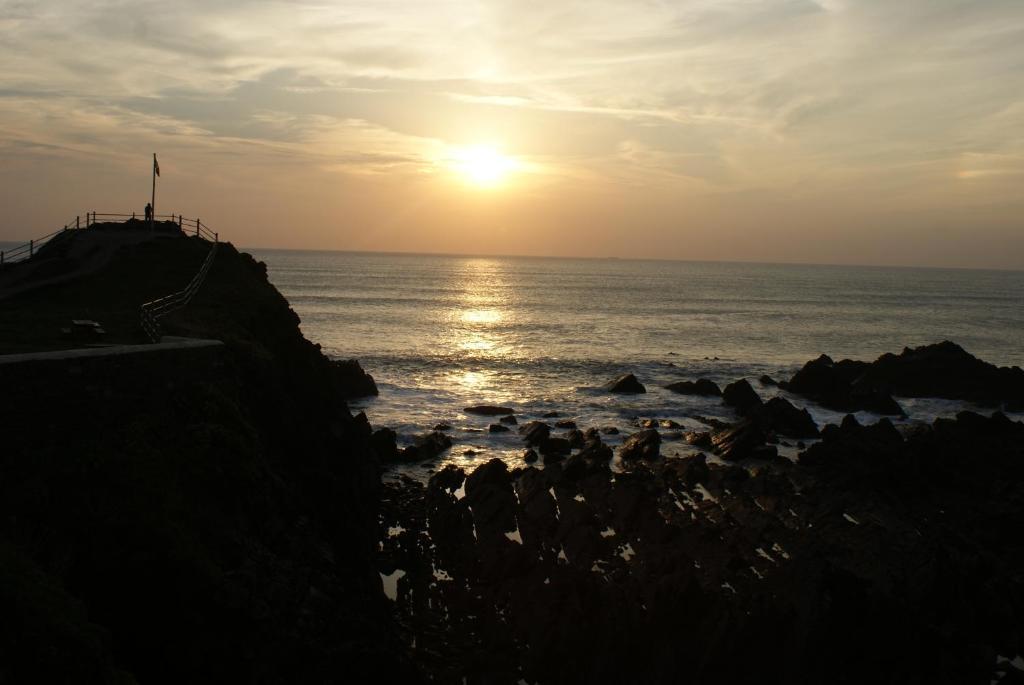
[215,232,218,243]
[29,239,33,257]
[196,220,200,237]
[76,216,80,229]
[1,251,4,265]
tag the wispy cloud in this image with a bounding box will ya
[0,0,1022,266]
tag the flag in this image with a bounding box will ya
[153,154,160,177]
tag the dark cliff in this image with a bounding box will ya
[0,238,412,683]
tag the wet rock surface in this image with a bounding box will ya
[380,409,1024,684]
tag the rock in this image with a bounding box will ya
[555,419,577,429]
[759,397,819,438]
[604,373,646,394]
[578,439,613,462]
[464,459,517,537]
[465,405,515,416]
[859,341,1024,408]
[660,419,681,429]
[684,431,712,448]
[330,358,378,398]
[430,463,465,492]
[433,423,452,431]
[539,437,571,459]
[675,452,709,486]
[522,448,538,464]
[519,421,551,446]
[399,431,453,462]
[463,449,478,456]
[369,427,399,461]
[711,418,776,461]
[565,429,586,449]
[488,423,510,433]
[619,429,661,460]
[722,379,763,416]
[542,411,560,418]
[584,427,601,440]
[600,426,620,435]
[665,378,722,396]
[639,418,658,429]
[759,374,778,386]
[784,354,904,416]
[500,415,518,425]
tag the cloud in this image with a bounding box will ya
[0,0,1022,265]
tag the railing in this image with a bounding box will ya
[140,237,219,343]
[1,211,218,266]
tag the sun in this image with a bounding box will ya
[448,145,515,187]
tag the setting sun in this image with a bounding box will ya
[448,145,515,187]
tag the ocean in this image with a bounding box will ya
[248,249,1024,471]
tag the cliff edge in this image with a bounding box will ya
[0,237,411,683]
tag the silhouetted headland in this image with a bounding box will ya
[1,223,1022,683]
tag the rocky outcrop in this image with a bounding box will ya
[380,409,1024,684]
[858,341,1024,409]
[0,242,416,683]
[783,353,904,415]
[331,358,378,397]
[603,373,646,393]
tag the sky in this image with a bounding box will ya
[0,0,1022,269]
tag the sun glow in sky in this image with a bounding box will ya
[447,146,517,188]
[0,1,1023,268]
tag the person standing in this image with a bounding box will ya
[144,202,152,223]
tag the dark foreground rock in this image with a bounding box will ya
[331,358,379,397]
[398,431,453,462]
[380,409,1024,684]
[603,373,646,393]
[0,242,417,683]
[618,429,661,460]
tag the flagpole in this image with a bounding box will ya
[151,153,156,233]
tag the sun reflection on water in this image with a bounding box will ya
[439,259,522,398]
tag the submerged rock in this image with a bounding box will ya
[488,423,510,433]
[464,405,515,416]
[604,373,647,393]
[499,415,518,425]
